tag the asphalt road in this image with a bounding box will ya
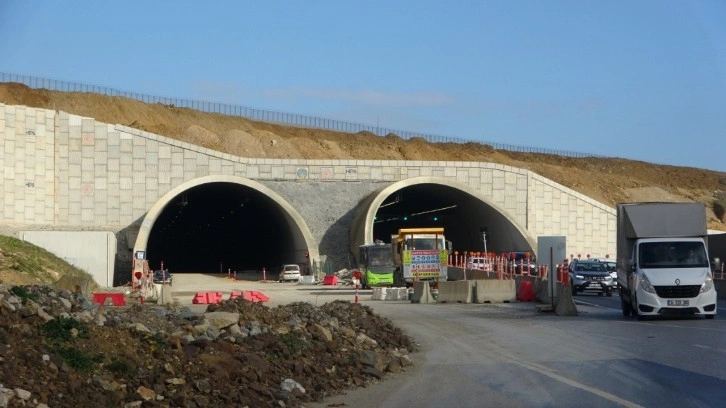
[163,274,726,408]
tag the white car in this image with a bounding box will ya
[592,258,618,289]
[279,264,301,282]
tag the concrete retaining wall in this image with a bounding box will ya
[1,104,619,285]
[19,230,117,287]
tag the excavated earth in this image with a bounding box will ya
[0,284,416,407]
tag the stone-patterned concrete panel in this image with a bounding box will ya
[0,104,618,270]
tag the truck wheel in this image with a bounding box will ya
[620,290,631,317]
[606,290,613,297]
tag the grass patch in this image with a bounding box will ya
[0,235,97,285]
[41,316,90,344]
[57,347,104,372]
[10,285,40,303]
[278,333,312,355]
[106,358,136,377]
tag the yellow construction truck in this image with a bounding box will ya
[391,227,450,287]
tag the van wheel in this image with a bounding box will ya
[621,295,631,317]
[620,288,632,317]
[632,296,645,320]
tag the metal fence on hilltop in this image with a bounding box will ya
[0,71,601,159]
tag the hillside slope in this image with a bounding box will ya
[2,82,725,230]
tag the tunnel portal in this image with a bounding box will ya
[146,182,301,275]
[361,182,535,260]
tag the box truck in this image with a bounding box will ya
[617,202,717,319]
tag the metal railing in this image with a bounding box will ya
[1,71,602,159]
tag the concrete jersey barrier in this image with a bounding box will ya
[473,280,516,303]
[436,281,474,303]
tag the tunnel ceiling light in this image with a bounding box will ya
[373,205,457,224]
[409,205,457,217]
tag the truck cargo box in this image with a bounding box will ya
[617,202,707,239]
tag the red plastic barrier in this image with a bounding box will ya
[242,290,270,303]
[517,281,536,302]
[229,290,269,302]
[92,292,126,306]
[229,290,243,300]
[322,275,338,285]
[192,291,223,304]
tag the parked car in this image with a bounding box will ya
[591,257,617,289]
[153,269,172,286]
[568,259,613,296]
[279,264,301,282]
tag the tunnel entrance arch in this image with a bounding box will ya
[134,175,318,275]
[349,177,536,264]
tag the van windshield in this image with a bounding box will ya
[638,241,708,269]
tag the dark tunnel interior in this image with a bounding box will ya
[146,182,294,274]
[146,182,532,275]
[371,184,508,255]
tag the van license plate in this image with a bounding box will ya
[667,300,689,306]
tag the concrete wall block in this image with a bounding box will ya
[158,144,172,159]
[452,168,468,183]
[195,165,209,177]
[209,159,222,173]
[81,118,95,132]
[171,164,184,178]
[437,281,473,303]
[13,106,25,123]
[132,144,147,159]
[473,279,517,303]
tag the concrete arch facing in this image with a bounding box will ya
[349,176,537,257]
[134,175,319,260]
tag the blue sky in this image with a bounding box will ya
[1,0,725,172]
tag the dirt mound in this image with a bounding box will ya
[1,82,725,229]
[0,284,417,407]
